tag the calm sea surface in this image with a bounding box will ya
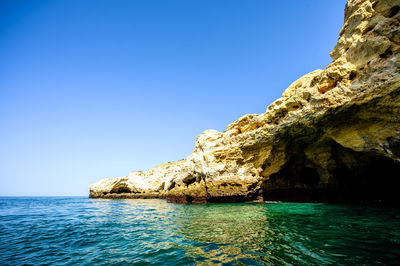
[0,197,399,265]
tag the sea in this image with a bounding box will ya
[0,197,399,265]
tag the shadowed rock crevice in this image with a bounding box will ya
[110,183,132,194]
[388,6,400,18]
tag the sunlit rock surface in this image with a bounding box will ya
[90,0,400,203]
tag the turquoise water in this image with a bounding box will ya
[0,197,399,265]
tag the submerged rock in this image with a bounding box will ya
[90,0,400,203]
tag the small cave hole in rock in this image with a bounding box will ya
[372,1,378,10]
[379,48,393,58]
[110,184,131,193]
[186,195,194,203]
[169,181,176,190]
[389,6,400,18]
[363,25,375,34]
[183,175,197,186]
[349,71,357,80]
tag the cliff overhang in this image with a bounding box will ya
[90,0,400,203]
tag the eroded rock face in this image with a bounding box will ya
[90,0,400,203]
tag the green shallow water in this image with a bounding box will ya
[0,197,399,265]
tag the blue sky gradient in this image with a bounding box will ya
[0,0,348,196]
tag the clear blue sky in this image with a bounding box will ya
[0,0,348,196]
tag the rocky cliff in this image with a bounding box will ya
[90,0,400,203]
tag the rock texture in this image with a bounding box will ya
[90,0,400,203]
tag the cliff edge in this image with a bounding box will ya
[90,0,400,203]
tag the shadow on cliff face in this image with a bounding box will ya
[329,147,400,203]
[110,183,132,194]
[261,142,400,203]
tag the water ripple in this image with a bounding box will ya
[0,197,399,265]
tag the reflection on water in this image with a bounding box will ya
[172,203,400,265]
[0,197,399,265]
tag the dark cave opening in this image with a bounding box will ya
[299,167,320,186]
[389,6,400,18]
[267,151,320,189]
[110,183,131,194]
[262,144,400,203]
[330,151,400,202]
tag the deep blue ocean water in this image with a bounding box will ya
[0,197,399,265]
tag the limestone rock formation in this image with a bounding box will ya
[90,0,400,203]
